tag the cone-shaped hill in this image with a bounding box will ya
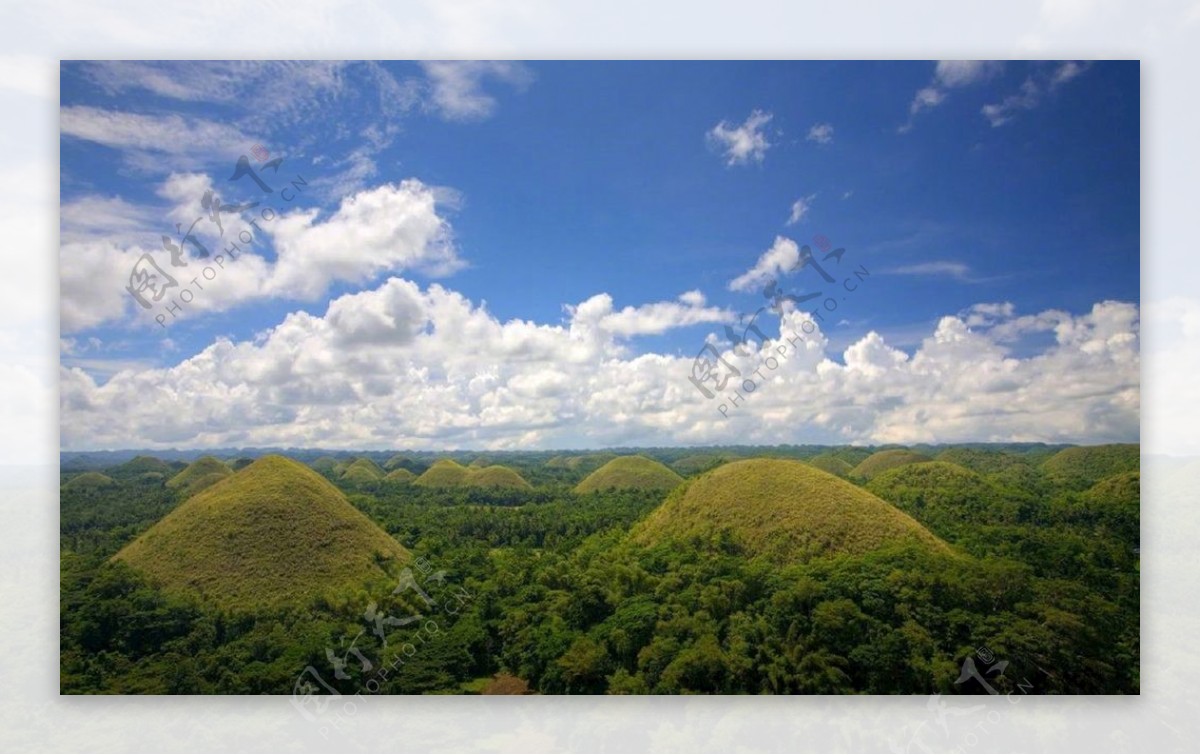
[806,453,854,478]
[574,455,684,494]
[167,456,233,498]
[1042,444,1139,490]
[851,449,932,481]
[341,457,385,483]
[111,455,176,479]
[385,467,417,482]
[113,455,410,610]
[629,459,950,564]
[468,465,533,490]
[414,460,532,489]
[866,461,1020,532]
[63,471,118,493]
[415,459,471,487]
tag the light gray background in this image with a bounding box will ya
[0,0,1194,751]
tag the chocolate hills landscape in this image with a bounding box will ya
[60,442,1140,695]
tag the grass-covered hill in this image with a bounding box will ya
[166,456,233,498]
[1053,470,1140,544]
[385,467,417,482]
[341,457,385,483]
[1042,444,1140,490]
[850,449,932,481]
[62,471,118,493]
[112,455,410,610]
[671,454,735,476]
[865,461,1020,539]
[309,456,341,474]
[574,455,684,494]
[806,453,854,478]
[467,465,534,490]
[934,447,1030,475]
[630,458,950,563]
[111,455,178,479]
[414,459,471,487]
[547,453,619,474]
[414,459,532,489]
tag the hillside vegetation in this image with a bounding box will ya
[167,456,233,498]
[575,456,684,494]
[1042,444,1140,490]
[631,458,949,563]
[415,459,533,489]
[113,455,409,610]
[851,449,932,480]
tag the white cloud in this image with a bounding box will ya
[982,61,1091,127]
[707,110,773,166]
[883,261,974,280]
[806,122,834,144]
[728,236,801,293]
[60,106,257,167]
[59,284,1140,451]
[902,60,1003,130]
[59,177,463,333]
[786,194,817,226]
[418,61,532,120]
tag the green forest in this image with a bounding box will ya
[59,443,1139,696]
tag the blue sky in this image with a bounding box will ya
[58,61,1140,450]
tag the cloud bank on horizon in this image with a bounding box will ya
[58,60,1140,450]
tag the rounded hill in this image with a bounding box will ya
[113,455,410,610]
[851,449,932,481]
[414,460,532,489]
[112,455,176,478]
[1042,444,1139,490]
[630,459,949,563]
[341,457,385,483]
[63,471,118,493]
[468,465,533,490]
[806,453,854,478]
[415,459,471,487]
[866,461,1019,534]
[574,456,684,494]
[385,467,417,483]
[167,456,233,497]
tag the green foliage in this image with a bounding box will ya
[167,456,233,498]
[851,450,933,481]
[866,461,1025,540]
[341,457,386,483]
[574,455,684,494]
[806,454,854,478]
[63,471,118,493]
[385,467,417,482]
[61,445,1139,696]
[414,459,533,490]
[1042,444,1140,490]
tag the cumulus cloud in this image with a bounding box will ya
[59,281,1141,450]
[59,177,463,332]
[786,195,817,226]
[806,123,834,144]
[708,110,773,166]
[418,61,532,120]
[902,60,1003,131]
